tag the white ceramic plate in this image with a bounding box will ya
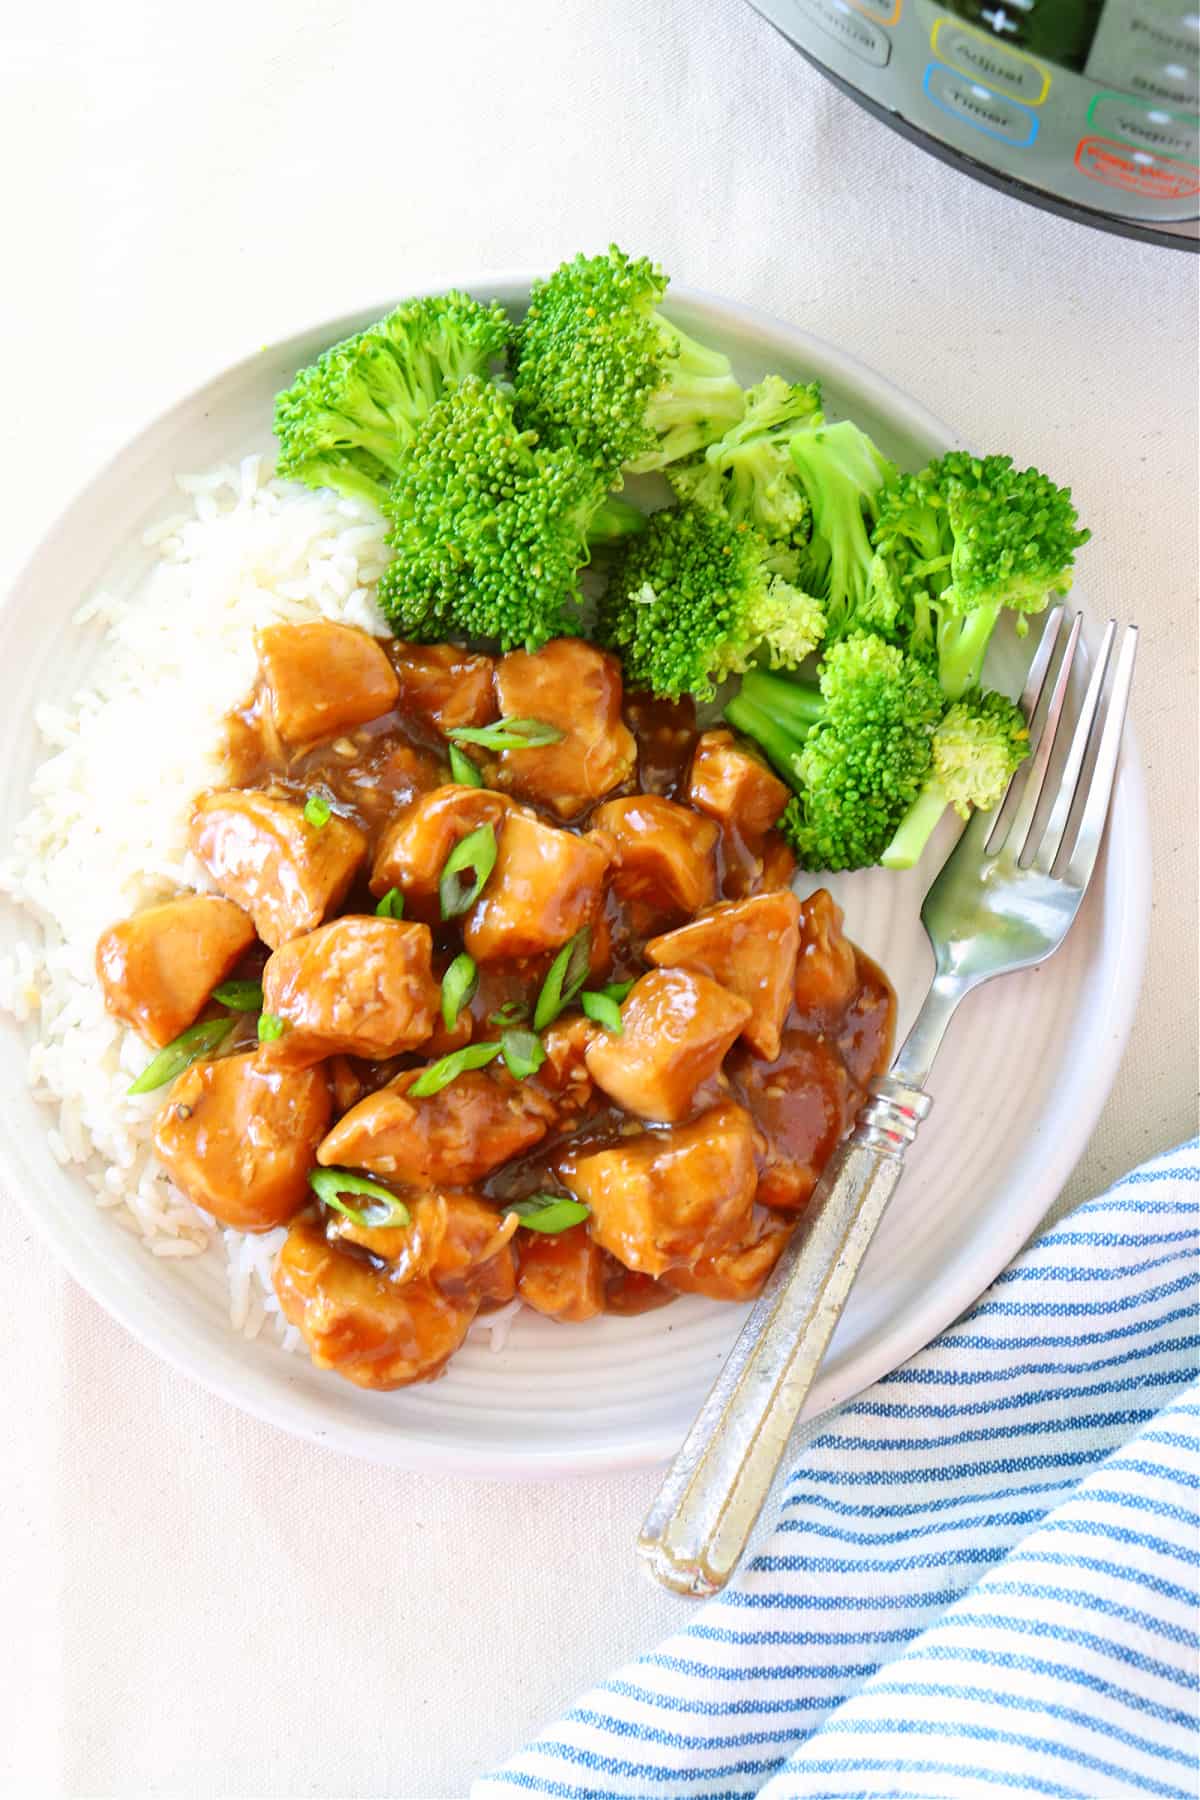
[0,279,1150,1476]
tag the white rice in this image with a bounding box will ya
[0,456,408,1347]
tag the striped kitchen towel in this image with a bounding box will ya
[477,1139,1200,1800]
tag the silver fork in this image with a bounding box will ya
[639,607,1139,1597]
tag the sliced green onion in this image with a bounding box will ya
[408,1039,502,1097]
[507,1195,590,1234]
[438,822,497,921]
[599,979,636,1003]
[581,990,624,1034]
[533,926,592,1032]
[441,953,478,1031]
[211,979,264,1012]
[309,1167,411,1230]
[127,1015,236,1095]
[487,999,530,1028]
[448,744,483,787]
[448,716,565,751]
[500,1027,546,1080]
[257,1012,286,1043]
[304,791,333,829]
[375,887,405,919]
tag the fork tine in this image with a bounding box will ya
[1019,604,1066,718]
[1063,625,1138,892]
[982,607,1065,854]
[1031,621,1117,874]
[1000,610,1083,859]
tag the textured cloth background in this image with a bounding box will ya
[0,3,1196,1796]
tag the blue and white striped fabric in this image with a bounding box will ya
[477,1140,1200,1800]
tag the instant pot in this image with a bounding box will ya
[753,0,1199,247]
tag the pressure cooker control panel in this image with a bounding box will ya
[753,0,1199,231]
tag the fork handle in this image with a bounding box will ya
[637,1075,932,1597]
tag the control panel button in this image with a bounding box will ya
[843,0,901,22]
[1074,132,1200,198]
[1124,55,1200,108]
[1088,91,1200,161]
[931,18,1050,103]
[788,0,892,65]
[923,61,1039,144]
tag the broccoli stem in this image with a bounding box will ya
[880,782,950,870]
[727,669,828,790]
[738,668,827,733]
[586,496,647,546]
[937,604,1001,699]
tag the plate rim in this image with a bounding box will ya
[0,275,1151,1476]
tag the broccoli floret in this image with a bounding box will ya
[870,452,1089,698]
[881,689,1030,869]
[273,291,511,510]
[512,246,745,477]
[724,636,943,871]
[668,375,823,543]
[596,504,825,701]
[785,421,899,640]
[377,375,610,650]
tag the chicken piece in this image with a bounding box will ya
[317,1067,556,1186]
[591,796,717,921]
[370,785,509,920]
[558,1102,761,1278]
[757,832,798,895]
[330,740,444,835]
[517,1223,605,1322]
[96,895,256,1049]
[584,968,750,1123]
[534,1015,597,1118]
[431,1192,518,1307]
[419,1005,474,1060]
[274,1216,477,1389]
[324,1184,450,1269]
[328,1055,365,1116]
[492,640,636,819]
[645,891,802,1062]
[323,1188,516,1306]
[687,729,789,835]
[794,888,859,1016]
[154,1051,331,1231]
[603,1264,677,1315]
[190,790,367,950]
[256,621,399,746]
[731,1027,855,1211]
[464,810,611,962]
[260,916,437,1068]
[664,1217,792,1302]
[392,642,497,734]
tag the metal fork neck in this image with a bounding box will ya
[889,974,965,1088]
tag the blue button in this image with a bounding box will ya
[923,61,1040,146]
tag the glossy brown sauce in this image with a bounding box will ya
[222,645,895,1317]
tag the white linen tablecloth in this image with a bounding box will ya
[1,3,1196,1795]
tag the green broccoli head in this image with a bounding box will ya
[939,452,1089,618]
[512,246,745,477]
[274,292,511,510]
[880,686,1030,869]
[787,421,899,640]
[931,688,1030,818]
[870,450,1089,697]
[377,375,606,650]
[669,374,823,543]
[726,636,943,872]
[596,504,825,701]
